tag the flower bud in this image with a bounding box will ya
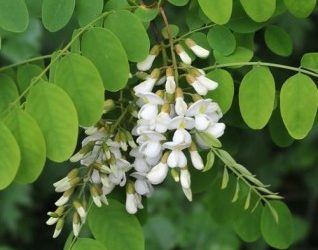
[189,143,204,170]
[137,45,160,71]
[53,218,64,238]
[182,186,193,201]
[185,38,210,58]
[180,168,191,189]
[175,88,187,116]
[73,201,86,222]
[165,67,176,94]
[55,188,74,206]
[170,168,180,182]
[90,186,102,207]
[72,212,81,237]
[175,44,192,65]
[147,152,169,184]
[103,99,115,113]
[133,68,160,94]
[186,74,208,96]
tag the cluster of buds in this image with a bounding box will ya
[46,168,88,238]
[47,102,140,237]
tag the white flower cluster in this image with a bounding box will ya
[129,40,226,213]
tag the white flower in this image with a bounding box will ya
[172,128,192,144]
[137,131,166,158]
[175,44,192,65]
[206,123,226,139]
[180,168,191,189]
[197,75,218,91]
[109,158,131,186]
[186,99,222,131]
[163,141,189,168]
[131,172,154,196]
[137,92,164,121]
[134,69,160,94]
[125,184,144,215]
[90,169,101,184]
[155,111,171,133]
[169,116,195,131]
[137,45,160,71]
[185,38,210,59]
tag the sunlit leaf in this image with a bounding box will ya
[25,82,78,162]
[0,0,29,32]
[81,27,130,91]
[280,73,318,139]
[104,10,150,62]
[54,53,105,126]
[239,66,276,129]
[5,109,46,184]
[0,122,20,190]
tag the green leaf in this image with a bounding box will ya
[104,0,130,10]
[17,64,47,94]
[0,0,29,32]
[198,0,233,25]
[88,199,145,250]
[0,74,19,118]
[301,52,318,73]
[25,82,78,162]
[239,66,276,129]
[261,201,294,249]
[134,7,159,22]
[234,203,262,242]
[240,0,276,22]
[203,151,215,172]
[264,25,293,57]
[42,0,75,32]
[104,10,150,62]
[207,26,236,56]
[72,238,107,250]
[197,132,222,148]
[75,0,104,27]
[0,122,20,190]
[4,109,46,184]
[207,175,247,224]
[227,1,265,33]
[54,54,105,127]
[168,0,190,6]
[206,69,234,114]
[217,149,236,166]
[269,108,294,147]
[283,0,317,18]
[214,46,253,67]
[280,73,318,139]
[81,27,129,92]
[221,167,229,189]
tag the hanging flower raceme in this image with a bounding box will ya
[130,57,226,206]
